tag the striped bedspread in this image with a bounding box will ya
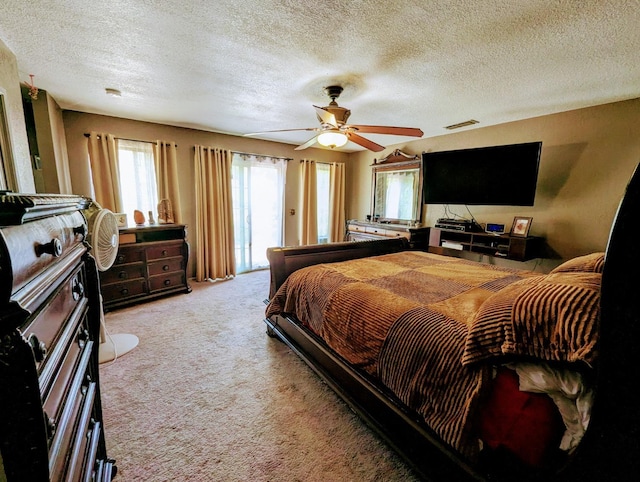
[265,251,539,457]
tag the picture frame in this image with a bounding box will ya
[114,213,128,228]
[510,216,533,237]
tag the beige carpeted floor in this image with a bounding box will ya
[99,269,420,481]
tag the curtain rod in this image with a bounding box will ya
[83,133,177,147]
[232,150,292,161]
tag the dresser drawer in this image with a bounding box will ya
[347,223,366,233]
[113,245,145,265]
[384,229,410,239]
[147,257,183,276]
[146,241,184,261]
[101,279,147,302]
[365,226,386,236]
[47,339,94,481]
[41,313,88,433]
[100,262,146,284]
[149,271,186,292]
[21,268,87,386]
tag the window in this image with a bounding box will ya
[117,140,158,220]
[231,153,287,273]
[316,163,330,244]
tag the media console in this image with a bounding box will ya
[428,227,543,261]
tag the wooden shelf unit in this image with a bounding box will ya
[428,227,542,261]
[100,224,191,311]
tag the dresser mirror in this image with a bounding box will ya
[371,149,423,225]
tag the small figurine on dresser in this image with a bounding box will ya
[157,198,175,224]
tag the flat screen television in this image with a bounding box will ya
[422,141,542,206]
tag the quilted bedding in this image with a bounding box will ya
[265,251,541,456]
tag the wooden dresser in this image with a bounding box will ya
[0,193,115,481]
[346,219,430,250]
[100,224,190,311]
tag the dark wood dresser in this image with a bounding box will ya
[99,224,190,311]
[0,193,115,481]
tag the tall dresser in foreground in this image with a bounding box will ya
[0,193,116,481]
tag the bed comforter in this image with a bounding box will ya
[266,250,602,460]
[266,251,542,456]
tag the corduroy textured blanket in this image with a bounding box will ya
[266,251,540,457]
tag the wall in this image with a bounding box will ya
[0,38,35,192]
[347,98,640,270]
[62,111,345,276]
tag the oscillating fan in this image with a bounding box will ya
[83,200,139,364]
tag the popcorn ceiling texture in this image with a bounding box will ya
[1,1,639,151]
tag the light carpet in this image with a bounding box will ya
[99,269,420,481]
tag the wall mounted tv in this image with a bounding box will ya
[422,141,542,206]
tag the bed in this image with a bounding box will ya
[263,163,640,481]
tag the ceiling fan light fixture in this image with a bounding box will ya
[317,131,348,148]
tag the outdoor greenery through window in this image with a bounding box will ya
[117,140,158,221]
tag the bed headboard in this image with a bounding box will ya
[570,161,640,479]
[266,238,409,298]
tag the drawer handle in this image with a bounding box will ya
[73,224,87,240]
[162,264,170,271]
[121,288,129,295]
[44,410,56,439]
[28,334,47,362]
[117,255,126,263]
[118,271,128,279]
[77,328,90,349]
[72,277,84,300]
[35,238,63,258]
[161,250,168,256]
[164,279,171,286]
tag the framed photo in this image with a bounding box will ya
[510,216,533,237]
[114,213,128,228]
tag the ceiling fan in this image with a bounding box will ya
[244,85,424,152]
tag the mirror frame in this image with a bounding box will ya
[370,149,423,225]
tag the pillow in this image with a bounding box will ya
[462,272,601,366]
[550,252,605,274]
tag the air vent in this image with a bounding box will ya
[444,119,479,130]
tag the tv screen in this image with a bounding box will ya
[422,141,542,206]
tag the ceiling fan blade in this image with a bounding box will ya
[348,125,424,137]
[294,135,319,150]
[313,106,338,128]
[346,132,385,152]
[244,127,318,136]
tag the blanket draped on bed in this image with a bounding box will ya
[266,251,539,457]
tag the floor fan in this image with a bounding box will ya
[83,200,139,363]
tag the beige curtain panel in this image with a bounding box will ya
[154,140,183,223]
[328,162,346,242]
[193,145,236,282]
[87,132,123,212]
[299,159,318,245]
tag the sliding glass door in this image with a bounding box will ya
[231,154,286,273]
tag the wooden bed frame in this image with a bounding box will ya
[263,165,640,481]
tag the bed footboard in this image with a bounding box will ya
[266,238,409,298]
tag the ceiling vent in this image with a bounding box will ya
[444,119,479,130]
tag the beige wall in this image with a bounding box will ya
[0,38,35,192]
[62,111,346,275]
[348,98,640,270]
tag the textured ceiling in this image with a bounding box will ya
[1,0,639,152]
